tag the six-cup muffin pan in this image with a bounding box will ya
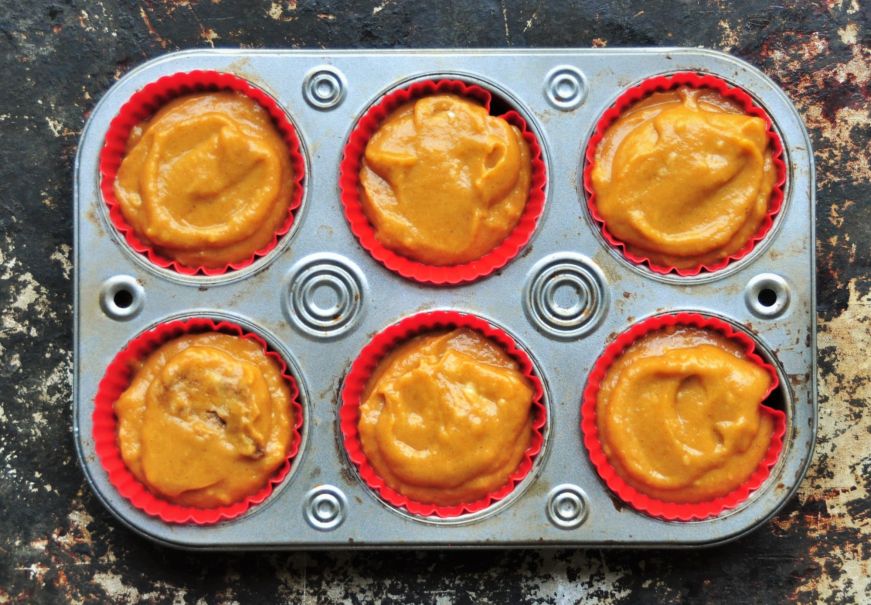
[73,49,817,549]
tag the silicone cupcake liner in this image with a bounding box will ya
[340,310,547,518]
[92,317,304,524]
[99,70,306,276]
[583,72,787,276]
[581,312,786,521]
[339,79,547,285]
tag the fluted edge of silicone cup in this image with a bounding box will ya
[339,310,547,518]
[582,71,787,276]
[580,312,786,521]
[339,78,547,285]
[98,70,306,276]
[92,317,304,524]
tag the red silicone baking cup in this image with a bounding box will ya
[340,310,547,517]
[581,312,786,521]
[92,317,304,524]
[583,72,787,276]
[339,79,547,285]
[99,70,306,276]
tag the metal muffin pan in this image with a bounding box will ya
[73,48,816,549]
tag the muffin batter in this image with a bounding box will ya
[591,87,776,269]
[597,326,775,503]
[114,92,295,268]
[360,94,532,265]
[115,332,294,508]
[358,329,535,506]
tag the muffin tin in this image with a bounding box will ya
[73,48,816,548]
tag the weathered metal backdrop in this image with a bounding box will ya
[0,0,867,602]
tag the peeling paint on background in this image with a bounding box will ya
[0,0,868,603]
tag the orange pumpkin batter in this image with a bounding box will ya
[358,329,535,506]
[114,92,295,269]
[597,326,774,503]
[591,87,776,269]
[360,94,532,265]
[115,333,294,508]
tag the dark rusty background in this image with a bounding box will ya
[1,1,868,603]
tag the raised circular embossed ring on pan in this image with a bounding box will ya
[544,66,588,111]
[524,253,608,339]
[303,485,348,531]
[302,66,347,110]
[283,253,366,338]
[546,484,589,529]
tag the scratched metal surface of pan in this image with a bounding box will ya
[73,49,816,549]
